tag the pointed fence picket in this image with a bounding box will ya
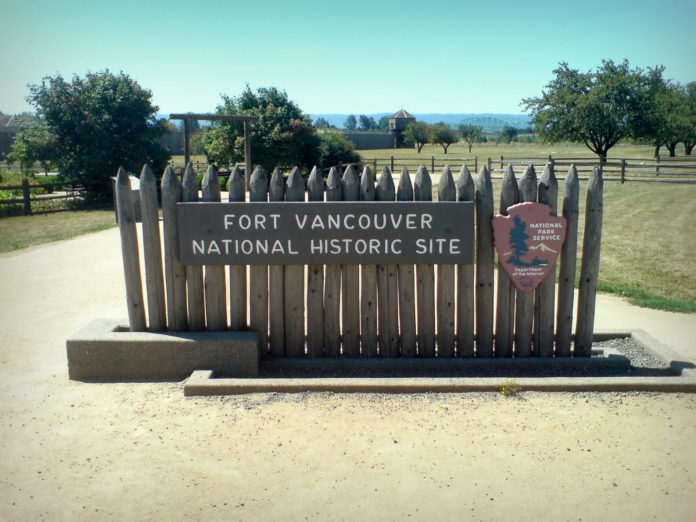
[115,160,604,361]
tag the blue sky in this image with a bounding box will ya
[1,0,694,115]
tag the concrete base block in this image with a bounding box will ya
[67,319,259,381]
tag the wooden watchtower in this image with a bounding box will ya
[388,109,415,148]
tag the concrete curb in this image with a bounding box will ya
[183,330,696,395]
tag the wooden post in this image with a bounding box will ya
[535,163,558,356]
[514,164,537,356]
[228,166,247,330]
[390,156,395,172]
[456,165,475,357]
[474,157,478,173]
[161,166,187,331]
[415,165,435,357]
[284,167,306,357]
[306,166,325,357]
[115,167,146,332]
[21,178,31,215]
[244,120,252,189]
[249,166,269,354]
[373,158,377,172]
[656,155,660,176]
[341,165,361,356]
[575,167,604,357]
[376,166,399,357]
[268,167,286,356]
[487,157,492,173]
[139,165,167,331]
[397,167,416,357]
[555,165,579,357]
[500,155,503,171]
[431,156,435,172]
[474,166,494,357]
[182,163,205,330]
[360,166,378,357]
[494,165,518,357]
[437,166,456,357]
[323,167,343,356]
[201,165,227,331]
[620,159,626,184]
[183,119,191,167]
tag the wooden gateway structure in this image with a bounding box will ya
[114,161,603,360]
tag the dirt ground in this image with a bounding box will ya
[2,228,696,521]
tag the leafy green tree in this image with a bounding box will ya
[314,117,332,129]
[358,115,378,131]
[522,60,653,161]
[8,119,57,174]
[403,121,430,152]
[344,115,357,130]
[428,122,459,154]
[378,116,389,132]
[318,132,361,169]
[201,86,320,172]
[497,125,519,144]
[25,70,170,194]
[458,124,483,153]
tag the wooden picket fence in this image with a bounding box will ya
[114,160,603,359]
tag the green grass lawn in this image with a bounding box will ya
[0,210,117,253]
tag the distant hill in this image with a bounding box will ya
[309,113,532,133]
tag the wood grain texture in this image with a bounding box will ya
[341,165,361,356]
[475,166,494,357]
[201,165,227,331]
[323,167,343,356]
[139,164,166,331]
[397,167,417,357]
[249,166,269,354]
[306,166,325,357]
[182,163,205,331]
[268,168,286,355]
[376,166,399,357]
[436,166,456,357]
[227,165,247,331]
[514,165,537,356]
[115,167,146,332]
[494,165,518,357]
[360,167,378,356]
[575,167,604,357]
[415,165,435,357]
[284,167,306,357]
[455,165,475,357]
[535,163,558,356]
[161,166,187,331]
[555,165,580,357]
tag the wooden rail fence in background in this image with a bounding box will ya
[115,161,604,358]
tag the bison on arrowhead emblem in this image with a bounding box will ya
[492,202,567,293]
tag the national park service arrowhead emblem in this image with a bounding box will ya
[492,202,567,293]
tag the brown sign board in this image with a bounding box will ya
[177,201,473,265]
[492,202,567,293]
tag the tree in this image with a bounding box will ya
[25,70,170,194]
[318,132,361,169]
[314,117,332,129]
[458,124,483,153]
[358,115,378,131]
[378,116,389,132]
[403,121,430,153]
[497,125,518,144]
[522,60,653,161]
[344,115,357,131]
[428,122,459,154]
[8,119,57,174]
[201,86,320,172]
